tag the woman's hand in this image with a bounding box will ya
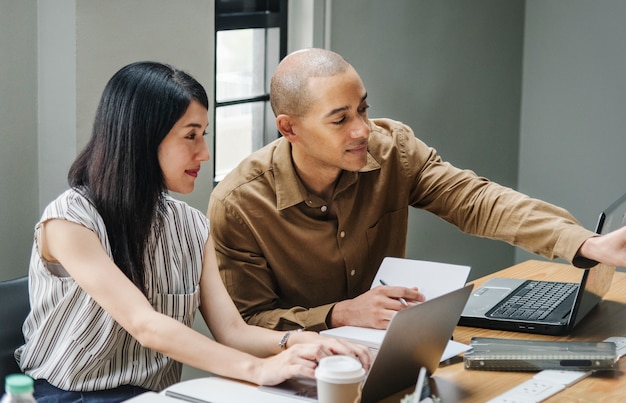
[290,331,373,370]
[254,332,372,386]
[257,338,372,385]
[254,343,329,385]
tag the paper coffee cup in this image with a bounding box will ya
[315,355,366,403]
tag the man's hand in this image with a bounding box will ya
[578,225,626,268]
[329,285,426,329]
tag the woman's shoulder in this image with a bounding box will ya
[43,188,96,216]
[36,188,103,236]
[160,193,209,227]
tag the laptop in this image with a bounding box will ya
[259,284,473,403]
[459,191,626,335]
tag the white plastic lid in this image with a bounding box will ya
[315,356,366,384]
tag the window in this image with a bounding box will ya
[213,0,288,183]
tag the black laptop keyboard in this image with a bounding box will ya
[487,280,578,321]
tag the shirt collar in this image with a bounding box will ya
[273,135,381,211]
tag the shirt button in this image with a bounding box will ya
[340,231,346,238]
[350,269,356,276]
[321,205,327,213]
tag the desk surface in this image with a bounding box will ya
[382,259,626,403]
[159,260,626,403]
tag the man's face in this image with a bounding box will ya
[290,67,371,174]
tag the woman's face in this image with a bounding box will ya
[158,100,210,194]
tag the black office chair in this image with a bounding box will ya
[0,276,30,389]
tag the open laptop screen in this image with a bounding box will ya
[572,191,626,327]
[595,191,626,237]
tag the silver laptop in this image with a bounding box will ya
[260,284,473,403]
[459,192,626,335]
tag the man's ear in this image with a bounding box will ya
[276,114,297,143]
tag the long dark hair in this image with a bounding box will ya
[68,62,209,294]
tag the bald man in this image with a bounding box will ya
[208,48,626,331]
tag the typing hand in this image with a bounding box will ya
[291,330,373,370]
[256,338,371,386]
[329,286,426,329]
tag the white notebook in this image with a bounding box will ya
[370,257,470,299]
[322,257,471,360]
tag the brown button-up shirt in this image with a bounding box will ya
[208,118,595,331]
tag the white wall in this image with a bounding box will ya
[288,0,327,51]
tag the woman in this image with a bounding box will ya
[16,62,371,402]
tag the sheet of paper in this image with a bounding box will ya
[371,257,471,300]
[442,339,471,361]
[124,392,179,402]
[163,377,305,402]
[320,326,470,362]
[320,326,384,349]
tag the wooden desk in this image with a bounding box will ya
[383,260,626,403]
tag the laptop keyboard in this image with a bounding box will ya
[487,280,578,321]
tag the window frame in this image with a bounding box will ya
[213,0,288,184]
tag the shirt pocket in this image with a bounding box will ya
[365,208,408,264]
[152,285,200,327]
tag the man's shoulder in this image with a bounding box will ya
[369,118,413,139]
[368,118,420,153]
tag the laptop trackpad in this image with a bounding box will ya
[462,278,525,317]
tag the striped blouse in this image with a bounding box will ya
[15,188,209,391]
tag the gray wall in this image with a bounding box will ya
[1,0,216,381]
[0,0,215,283]
[330,0,525,279]
[75,0,216,382]
[0,0,39,281]
[2,1,625,284]
[3,1,626,279]
[516,0,626,262]
[329,0,626,279]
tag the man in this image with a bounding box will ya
[208,48,626,331]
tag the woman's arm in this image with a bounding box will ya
[197,235,372,382]
[42,219,370,386]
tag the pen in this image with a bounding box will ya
[379,279,409,306]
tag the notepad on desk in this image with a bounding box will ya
[370,257,471,300]
[322,257,472,361]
